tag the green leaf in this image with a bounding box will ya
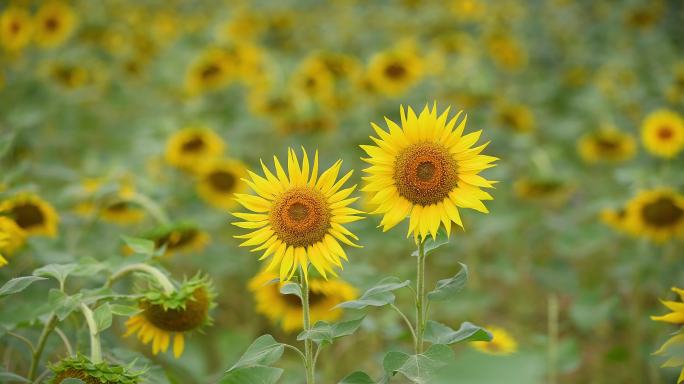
[423,321,492,345]
[121,236,155,256]
[0,276,47,298]
[279,282,302,300]
[219,366,282,384]
[383,344,455,384]
[427,263,468,301]
[297,316,365,345]
[411,237,449,257]
[336,277,410,310]
[0,371,30,383]
[332,316,365,338]
[229,335,284,370]
[338,371,375,384]
[93,303,113,332]
[110,304,141,317]
[48,289,83,321]
[33,264,78,288]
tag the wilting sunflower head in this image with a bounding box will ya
[196,158,248,210]
[625,188,684,243]
[248,270,357,332]
[49,355,143,384]
[0,6,32,51]
[578,128,637,164]
[185,48,235,95]
[361,104,497,241]
[146,222,210,256]
[125,274,215,358]
[233,147,363,281]
[367,49,424,96]
[641,109,684,159]
[470,326,517,355]
[164,126,225,172]
[0,194,59,237]
[33,1,77,48]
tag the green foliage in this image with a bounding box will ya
[221,335,284,384]
[338,371,375,384]
[297,317,365,345]
[382,344,455,384]
[0,276,47,298]
[423,321,492,345]
[48,355,144,384]
[279,282,302,300]
[120,236,156,257]
[336,277,410,310]
[427,263,468,301]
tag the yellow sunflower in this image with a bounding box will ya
[232,147,363,281]
[33,1,77,48]
[487,34,527,71]
[196,158,248,210]
[578,128,637,164]
[641,109,684,159]
[74,178,145,225]
[513,177,574,205]
[47,62,91,89]
[0,194,59,237]
[185,48,234,95]
[0,6,32,52]
[366,48,424,96]
[0,217,24,268]
[361,104,497,240]
[248,270,357,332]
[652,287,684,325]
[291,57,335,103]
[625,188,684,243]
[652,287,684,383]
[600,207,630,234]
[470,326,517,355]
[164,126,225,172]
[124,276,215,358]
[147,222,210,256]
[496,103,535,133]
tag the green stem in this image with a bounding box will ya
[390,303,417,347]
[415,240,426,354]
[548,293,559,384]
[107,263,175,294]
[28,314,57,380]
[300,269,315,384]
[80,303,102,364]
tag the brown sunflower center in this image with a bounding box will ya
[45,17,59,32]
[142,287,209,332]
[394,143,459,205]
[11,203,45,230]
[181,136,206,152]
[384,62,407,79]
[270,188,330,247]
[201,64,221,80]
[282,288,327,308]
[155,229,199,250]
[641,197,684,228]
[208,170,236,192]
[106,201,130,212]
[658,126,674,140]
[10,21,21,34]
[595,137,620,151]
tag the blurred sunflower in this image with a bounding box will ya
[164,127,225,172]
[450,0,487,22]
[33,1,77,48]
[0,6,32,52]
[47,62,91,89]
[513,177,573,205]
[147,222,210,256]
[292,57,335,103]
[232,147,363,281]
[366,48,424,96]
[248,270,357,332]
[641,109,684,159]
[196,158,248,210]
[75,178,145,225]
[652,287,684,325]
[496,103,535,133]
[600,207,630,234]
[0,194,59,237]
[487,34,527,71]
[0,216,27,258]
[652,287,684,383]
[577,128,636,164]
[625,188,684,243]
[666,62,684,103]
[470,326,517,355]
[124,275,215,358]
[185,48,234,95]
[361,104,497,240]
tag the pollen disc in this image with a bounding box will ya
[270,187,331,247]
[394,142,458,206]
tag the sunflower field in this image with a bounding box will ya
[1,0,683,383]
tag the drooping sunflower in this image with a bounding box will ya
[75,178,145,225]
[233,147,363,281]
[49,355,143,384]
[641,109,684,159]
[624,188,684,243]
[248,270,357,332]
[578,128,637,164]
[0,194,59,237]
[196,158,248,210]
[164,126,225,172]
[470,326,517,355]
[0,6,32,52]
[184,48,234,95]
[366,48,424,96]
[33,1,77,48]
[124,275,215,358]
[146,222,210,256]
[652,287,684,383]
[0,216,27,267]
[361,104,497,240]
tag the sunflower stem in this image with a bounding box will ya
[415,240,427,354]
[80,303,102,364]
[27,313,57,380]
[299,269,315,384]
[107,263,175,294]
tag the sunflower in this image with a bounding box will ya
[0,6,32,51]
[0,216,27,267]
[185,48,234,95]
[513,177,573,205]
[164,126,225,172]
[124,275,215,358]
[361,104,497,241]
[652,287,684,383]
[196,158,248,210]
[496,103,535,133]
[625,188,684,243]
[292,57,335,103]
[0,194,59,237]
[75,178,145,225]
[487,34,527,71]
[33,1,77,48]
[146,222,210,256]
[470,326,517,355]
[248,270,357,332]
[641,109,684,159]
[232,147,363,281]
[578,128,637,164]
[600,207,630,234]
[47,62,91,89]
[366,48,424,96]
[49,355,143,384]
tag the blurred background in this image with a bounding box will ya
[1,0,684,383]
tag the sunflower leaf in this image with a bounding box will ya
[0,371,30,383]
[219,366,283,384]
[33,264,78,288]
[0,276,47,298]
[411,236,449,257]
[48,289,84,321]
[229,334,284,370]
[335,277,410,310]
[423,321,492,345]
[382,344,455,384]
[427,263,468,301]
[109,304,141,317]
[338,371,375,384]
[120,236,156,256]
[279,282,302,300]
[93,303,113,332]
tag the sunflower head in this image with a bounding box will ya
[164,126,225,172]
[578,128,637,164]
[146,222,210,256]
[49,355,143,384]
[233,147,363,281]
[48,62,91,89]
[496,103,535,133]
[651,287,684,325]
[0,194,59,237]
[185,48,235,95]
[361,104,497,241]
[513,176,574,205]
[625,188,684,243]
[74,179,144,225]
[196,158,248,210]
[367,47,424,96]
[470,326,517,355]
[600,207,629,234]
[0,216,27,256]
[641,109,684,159]
[0,6,32,51]
[34,1,77,48]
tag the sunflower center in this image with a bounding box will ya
[106,201,129,212]
[155,229,199,250]
[394,143,458,206]
[142,287,209,332]
[595,137,620,151]
[641,197,684,227]
[11,203,45,230]
[10,22,21,34]
[208,170,236,192]
[181,136,205,152]
[384,62,407,79]
[201,64,221,80]
[658,126,674,140]
[271,188,331,247]
[45,17,59,31]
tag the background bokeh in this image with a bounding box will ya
[1,0,684,383]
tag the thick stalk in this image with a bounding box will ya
[300,270,315,384]
[28,314,57,380]
[107,263,174,294]
[80,303,102,363]
[415,240,426,354]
